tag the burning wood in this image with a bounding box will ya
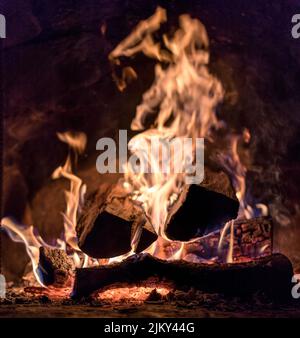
[72,253,293,301]
[93,277,173,303]
[150,217,272,263]
[76,167,240,259]
[185,216,272,262]
[38,247,74,288]
[76,183,157,258]
[166,169,239,240]
[1,8,281,307]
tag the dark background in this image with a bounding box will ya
[1,0,300,281]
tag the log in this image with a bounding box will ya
[72,253,293,301]
[77,168,238,256]
[76,183,157,258]
[37,247,74,287]
[134,217,272,264]
[166,174,239,240]
[184,216,273,262]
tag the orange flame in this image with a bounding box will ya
[52,131,87,251]
[110,7,268,262]
[110,8,223,244]
[1,217,64,286]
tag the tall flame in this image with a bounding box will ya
[110,7,224,239]
[52,131,87,251]
[110,7,268,261]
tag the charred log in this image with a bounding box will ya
[166,171,239,241]
[77,168,238,256]
[79,210,132,258]
[72,253,293,301]
[76,183,157,258]
[37,247,74,287]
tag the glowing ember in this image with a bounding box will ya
[93,278,173,303]
[24,286,73,301]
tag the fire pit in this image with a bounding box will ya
[1,0,300,318]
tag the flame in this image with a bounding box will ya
[218,220,232,253]
[110,8,223,243]
[226,220,234,263]
[1,217,63,286]
[1,132,92,286]
[52,131,87,251]
[110,7,268,263]
[51,131,100,268]
[216,130,254,220]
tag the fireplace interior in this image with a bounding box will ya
[1,0,300,318]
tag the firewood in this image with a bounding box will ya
[76,183,157,258]
[184,216,272,262]
[72,253,293,301]
[166,169,239,240]
[38,247,74,287]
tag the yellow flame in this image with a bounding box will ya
[52,132,87,252]
[1,217,63,286]
[226,220,234,263]
[1,132,88,286]
[109,7,270,263]
[111,9,223,244]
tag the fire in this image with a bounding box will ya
[1,217,63,286]
[110,7,223,240]
[52,131,87,252]
[2,7,269,288]
[216,130,253,220]
[2,132,98,287]
[109,7,267,261]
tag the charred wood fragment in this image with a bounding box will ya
[166,170,239,241]
[38,247,74,287]
[76,183,157,258]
